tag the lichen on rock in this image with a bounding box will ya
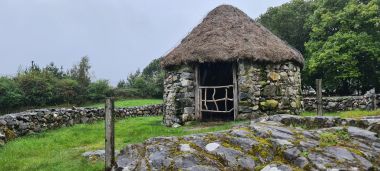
[115,115,380,170]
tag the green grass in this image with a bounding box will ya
[0,116,246,171]
[84,99,163,108]
[301,109,380,118]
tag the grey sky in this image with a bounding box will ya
[0,0,289,85]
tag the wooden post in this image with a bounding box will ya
[316,79,323,116]
[373,88,377,110]
[194,65,200,120]
[105,98,115,171]
[232,64,238,120]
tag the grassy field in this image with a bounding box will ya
[84,99,163,108]
[0,116,246,171]
[301,109,380,118]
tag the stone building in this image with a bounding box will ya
[161,5,304,126]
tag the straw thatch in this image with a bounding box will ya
[161,5,304,68]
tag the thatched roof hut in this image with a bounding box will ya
[162,5,304,127]
[161,5,303,69]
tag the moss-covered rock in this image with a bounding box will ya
[260,100,279,110]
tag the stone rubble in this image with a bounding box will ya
[115,115,380,171]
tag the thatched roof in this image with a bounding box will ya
[161,5,304,68]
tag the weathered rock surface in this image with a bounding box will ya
[259,114,380,136]
[115,115,380,170]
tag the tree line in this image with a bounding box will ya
[0,56,164,113]
[257,0,379,95]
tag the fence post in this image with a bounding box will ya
[373,88,377,111]
[105,98,115,171]
[316,79,323,116]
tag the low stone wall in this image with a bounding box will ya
[303,94,379,112]
[0,104,163,145]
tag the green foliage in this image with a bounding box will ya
[116,58,164,98]
[0,57,118,113]
[87,80,113,101]
[15,70,57,106]
[55,79,80,104]
[259,0,380,95]
[0,77,23,109]
[319,132,339,147]
[70,56,91,87]
[0,56,166,113]
[257,0,315,54]
[305,0,380,94]
[0,116,245,171]
[319,128,350,147]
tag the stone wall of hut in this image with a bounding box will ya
[163,61,303,126]
[163,66,196,126]
[237,61,302,119]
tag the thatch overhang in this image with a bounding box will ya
[161,5,304,69]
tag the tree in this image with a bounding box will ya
[70,56,91,87]
[121,58,164,98]
[43,62,65,79]
[70,56,92,103]
[257,0,315,54]
[305,0,380,94]
[117,80,127,88]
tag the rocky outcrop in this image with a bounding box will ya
[259,114,380,136]
[0,104,163,145]
[115,115,380,170]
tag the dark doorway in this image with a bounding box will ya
[199,62,234,121]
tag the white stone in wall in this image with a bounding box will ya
[181,80,191,86]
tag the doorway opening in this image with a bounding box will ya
[199,62,234,121]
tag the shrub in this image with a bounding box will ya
[0,77,23,109]
[87,80,113,102]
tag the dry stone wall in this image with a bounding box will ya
[163,66,195,126]
[303,94,379,112]
[0,104,163,145]
[238,61,302,119]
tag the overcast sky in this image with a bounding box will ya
[0,0,289,85]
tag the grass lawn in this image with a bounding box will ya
[301,109,380,118]
[84,99,163,108]
[0,116,246,171]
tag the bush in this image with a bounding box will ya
[55,79,81,104]
[15,72,56,106]
[0,77,23,109]
[87,80,113,102]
